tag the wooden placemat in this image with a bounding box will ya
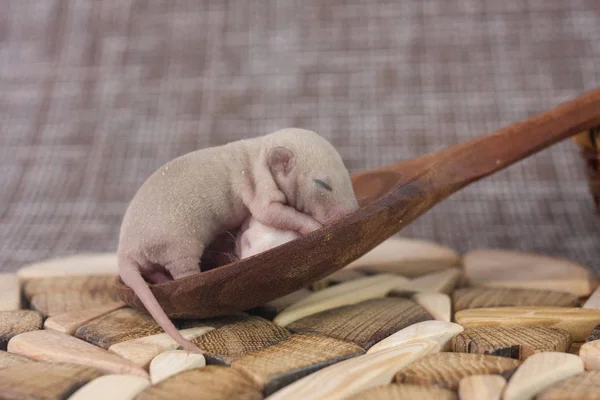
[1,239,599,399]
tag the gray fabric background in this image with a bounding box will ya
[1,0,599,274]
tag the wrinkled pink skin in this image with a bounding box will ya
[117,128,359,354]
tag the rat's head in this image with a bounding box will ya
[265,128,359,226]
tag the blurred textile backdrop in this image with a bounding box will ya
[1,1,599,273]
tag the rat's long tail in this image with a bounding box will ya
[119,258,202,354]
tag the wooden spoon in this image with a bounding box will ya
[116,87,600,319]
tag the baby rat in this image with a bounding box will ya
[118,128,359,352]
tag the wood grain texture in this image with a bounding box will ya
[265,289,312,310]
[286,297,432,350]
[0,350,35,369]
[407,268,462,294]
[17,252,118,280]
[69,374,150,400]
[136,365,263,400]
[273,274,409,327]
[23,275,117,301]
[0,361,102,400]
[411,292,450,322]
[458,374,506,400]
[580,340,600,370]
[453,287,579,312]
[343,237,461,277]
[190,315,290,364]
[8,329,148,378]
[503,352,584,400]
[0,273,20,311]
[0,310,43,350]
[44,301,126,335]
[394,353,520,390]
[583,286,600,309]
[569,342,585,355]
[455,273,471,289]
[178,312,251,330]
[150,350,206,384]
[463,249,598,297]
[75,308,164,349]
[232,333,365,396]
[450,326,573,360]
[367,321,464,354]
[573,128,599,150]
[266,340,440,400]
[587,324,600,342]
[537,371,600,400]
[117,87,600,319]
[573,128,600,214]
[345,383,457,400]
[310,269,366,291]
[454,307,600,341]
[108,326,214,368]
[248,289,312,320]
[30,290,121,317]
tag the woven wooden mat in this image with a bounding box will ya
[0,237,599,399]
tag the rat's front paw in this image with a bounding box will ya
[300,219,323,235]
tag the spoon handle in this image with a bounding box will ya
[352,87,600,206]
[425,86,600,192]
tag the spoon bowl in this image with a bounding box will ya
[116,87,600,319]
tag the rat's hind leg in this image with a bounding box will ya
[145,270,172,283]
[139,262,175,283]
[164,254,203,280]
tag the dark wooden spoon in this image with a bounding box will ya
[116,87,600,319]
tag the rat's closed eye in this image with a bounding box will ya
[313,178,332,192]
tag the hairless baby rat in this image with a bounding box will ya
[118,128,359,352]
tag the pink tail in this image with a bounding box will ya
[119,259,202,354]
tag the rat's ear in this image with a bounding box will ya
[268,146,295,176]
